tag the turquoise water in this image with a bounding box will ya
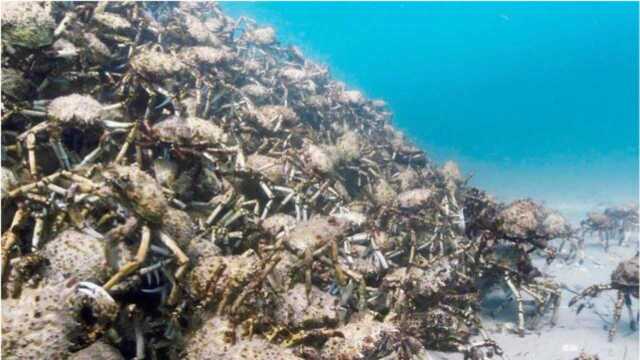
[222,2,639,221]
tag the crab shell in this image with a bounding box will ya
[41,229,108,284]
[240,83,270,103]
[1,2,55,49]
[180,13,225,46]
[1,167,19,204]
[244,27,276,46]
[541,212,569,238]
[273,284,338,329]
[397,188,433,210]
[186,251,258,305]
[92,11,133,35]
[130,48,187,81]
[304,143,336,174]
[81,32,113,64]
[178,46,235,69]
[246,154,287,183]
[153,158,179,189]
[261,213,297,237]
[152,116,228,147]
[183,316,298,360]
[611,255,639,292]
[440,160,462,182]
[47,94,105,127]
[371,179,397,205]
[257,105,299,129]
[279,67,308,83]
[321,313,425,359]
[337,90,365,106]
[1,68,30,100]
[160,207,198,248]
[497,199,544,239]
[334,131,362,163]
[2,281,118,359]
[394,168,421,192]
[285,215,351,254]
[102,164,169,224]
[69,341,124,360]
[587,211,611,227]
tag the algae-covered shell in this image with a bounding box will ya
[41,229,107,284]
[261,213,296,237]
[611,255,639,288]
[1,2,55,49]
[153,116,228,146]
[153,158,179,189]
[102,164,169,223]
[498,199,543,239]
[541,212,569,238]
[1,68,30,100]
[246,154,286,183]
[257,105,298,129]
[130,48,186,81]
[441,160,462,182]
[395,167,421,192]
[1,167,18,203]
[2,282,118,359]
[186,252,258,304]
[397,188,432,210]
[372,179,397,205]
[335,131,362,163]
[280,67,307,83]
[179,46,234,68]
[83,33,112,63]
[244,26,276,46]
[2,283,75,359]
[241,83,270,103]
[286,215,351,253]
[274,284,338,329]
[320,314,402,359]
[305,143,336,174]
[182,13,224,46]
[160,207,198,248]
[183,316,298,360]
[338,90,365,106]
[69,341,124,360]
[47,94,104,126]
[92,11,133,34]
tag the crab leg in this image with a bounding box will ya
[1,207,28,283]
[26,133,38,177]
[505,273,525,337]
[115,123,139,164]
[157,231,189,305]
[31,213,45,250]
[609,290,625,341]
[104,225,151,290]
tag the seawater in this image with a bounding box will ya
[222,2,639,224]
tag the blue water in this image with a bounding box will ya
[222,2,639,221]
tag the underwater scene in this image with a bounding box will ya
[0,1,638,360]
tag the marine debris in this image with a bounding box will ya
[1,2,584,359]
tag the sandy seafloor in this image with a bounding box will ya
[429,237,639,360]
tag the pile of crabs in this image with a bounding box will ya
[1,2,637,360]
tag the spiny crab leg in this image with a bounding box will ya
[26,133,38,177]
[230,255,282,314]
[157,231,189,279]
[104,225,151,290]
[1,207,29,283]
[115,122,139,164]
[31,212,46,250]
